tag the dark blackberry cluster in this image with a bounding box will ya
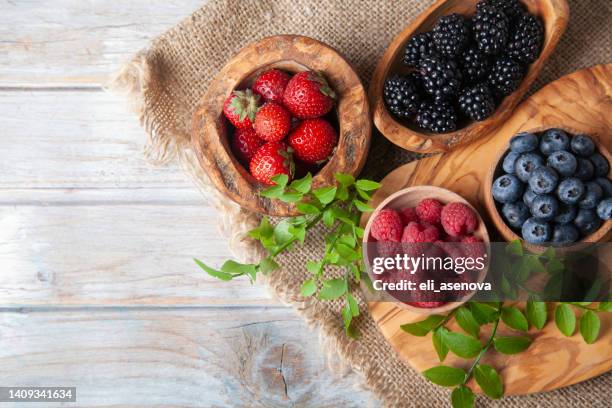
[384,0,543,133]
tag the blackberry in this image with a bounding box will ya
[473,4,509,55]
[420,56,462,102]
[432,14,470,58]
[403,32,436,68]
[416,101,457,133]
[488,56,524,96]
[383,74,422,119]
[459,47,492,84]
[478,0,525,21]
[458,83,496,121]
[507,14,544,64]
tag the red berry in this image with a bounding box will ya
[401,221,440,243]
[232,127,265,163]
[287,118,337,164]
[223,89,260,129]
[416,198,444,225]
[461,235,486,259]
[399,207,419,225]
[441,202,479,237]
[254,102,291,142]
[283,71,336,119]
[252,69,291,103]
[249,142,294,185]
[370,209,403,242]
[461,235,482,244]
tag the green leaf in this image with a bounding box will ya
[474,364,503,399]
[353,226,365,239]
[525,254,546,273]
[300,279,317,297]
[469,302,499,325]
[433,327,449,362]
[555,303,576,337]
[455,306,480,338]
[442,331,482,358]
[451,385,474,408]
[526,300,547,330]
[322,208,335,227]
[288,224,306,244]
[259,257,279,274]
[279,191,303,203]
[296,202,320,214]
[338,234,356,248]
[501,306,529,332]
[542,247,556,261]
[221,260,256,276]
[249,217,273,240]
[356,188,372,201]
[270,174,289,188]
[579,310,600,344]
[353,199,374,212]
[355,179,381,191]
[599,302,612,312]
[547,258,564,274]
[318,278,347,300]
[289,173,312,194]
[313,186,337,205]
[260,184,285,199]
[273,219,294,247]
[493,336,532,354]
[422,366,466,387]
[335,185,349,201]
[400,315,446,337]
[505,239,523,256]
[334,173,355,187]
[347,293,359,317]
[306,260,323,275]
[335,243,359,261]
[194,258,233,281]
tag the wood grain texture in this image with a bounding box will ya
[192,35,371,216]
[369,0,569,153]
[365,64,612,395]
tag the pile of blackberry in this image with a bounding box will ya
[383,0,543,133]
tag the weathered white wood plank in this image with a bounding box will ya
[0,0,204,86]
[0,90,191,189]
[0,308,379,407]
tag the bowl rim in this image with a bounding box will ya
[484,126,612,253]
[362,185,491,315]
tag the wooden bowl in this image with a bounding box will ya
[369,0,569,153]
[362,186,490,315]
[484,127,612,252]
[192,35,371,216]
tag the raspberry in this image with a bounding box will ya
[399,207,419,225]
[461,235,486,260]
[461,235,482,244]
[401,222,440,243]
[416,198,444,224]
[441,202,479,237]
[376,241,402,259]
[370,209,403,242]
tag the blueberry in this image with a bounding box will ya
[515,152,544,182]
[529,166,559,194]
[540,128,569,156]
[574,208,602,236]
[579,182,603,209]
[502,151,521,174]
[523,186,538,207]
[571,134,596,157]
[530,194,558,221]
[502,202,530,229]
[492,174,524,203]
[522,217,552,244]
[597,198,612,220]
[510,132,538,153]
[575,158,594,181]
[546,150,577,177]
[557,178,585,205]
[589,152,609,177]
[554,203,577,224]
[552,223,579,246]
[594,177,612,197]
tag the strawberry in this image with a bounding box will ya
[223,89,260,129]
[252,69,291,103]
[254,102,292,142]
[287,118,337,164]
[249,142,294,185]
[232,127,265,163]
[283,71,336,119]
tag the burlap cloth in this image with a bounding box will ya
[111,1,612,406]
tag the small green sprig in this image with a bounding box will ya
[194,172,380,338]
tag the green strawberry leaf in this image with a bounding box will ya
[289,173,312,193]
[493,336,532,354]
[526,300,547,330]
[442,331,482,358]
[422,366,466,387]
[555,303,576,337]
[579,310,600,344]
[433,327,449,362]
[318,278,347,300]
[501,306,529,332]
[313,186,337,205]
[194,258,233,281]
[451,385,474,408]
[455,306,480,338]
[474,364,503,399]
[400,315,446,337]
[355,179,381,191]
[300,279,317,297]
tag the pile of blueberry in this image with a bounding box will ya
[492,129,612,245]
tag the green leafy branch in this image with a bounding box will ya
[194,172,380,338]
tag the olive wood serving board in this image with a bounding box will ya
[363,65,612,395]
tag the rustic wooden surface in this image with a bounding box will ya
[369,0,569,153]
[0,2,379,406]
[193,35,371,216]
[366,65,612,395]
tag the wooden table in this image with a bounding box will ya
[0,1,378,406]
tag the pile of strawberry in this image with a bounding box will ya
[223,69,339,185]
